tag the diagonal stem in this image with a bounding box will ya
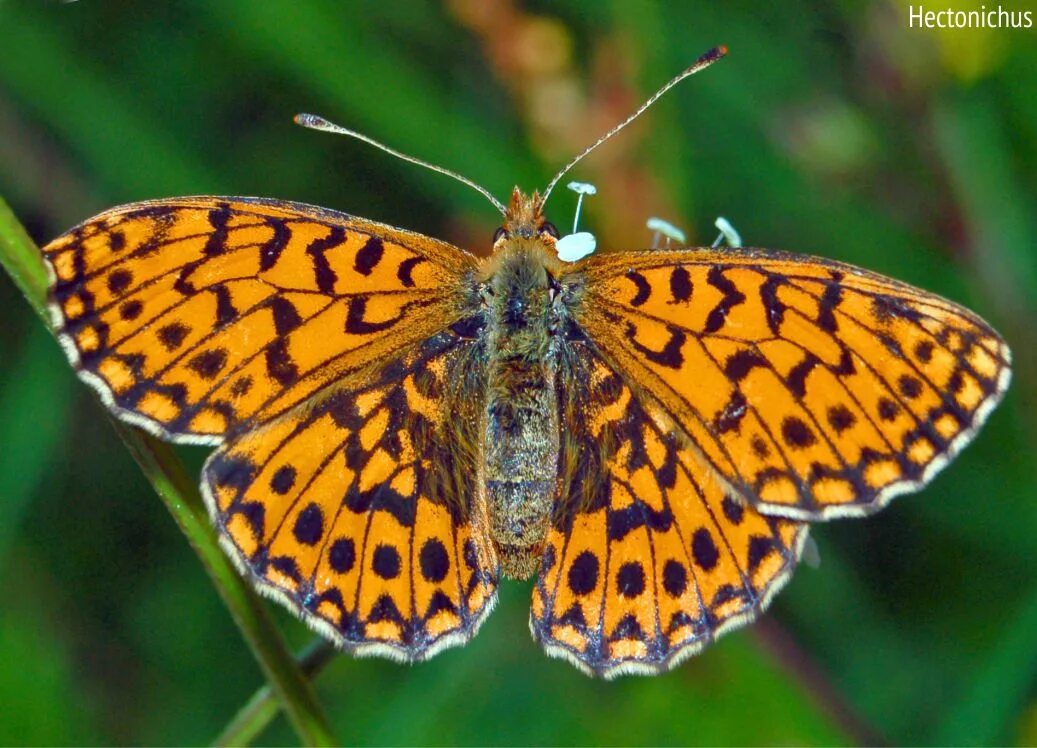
[0,196,337,747]
[215,638,338,747]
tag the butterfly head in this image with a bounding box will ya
[493,187,559,249]
[479,188,570,335]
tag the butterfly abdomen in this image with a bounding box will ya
[481,241,561,579]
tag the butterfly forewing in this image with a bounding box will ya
[531,342,807,677]
[202,326,499,659]
[574,248,1011,520]
[42,197,475,444]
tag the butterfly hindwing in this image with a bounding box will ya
[574,248,1011,520]
[41,197,475,444]
[202,326,499,659]
[531,343,807,677]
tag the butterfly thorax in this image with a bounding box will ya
[479,196,566,579]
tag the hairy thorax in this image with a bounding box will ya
[479,240,565,578]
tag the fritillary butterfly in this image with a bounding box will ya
[40,48,1010,678]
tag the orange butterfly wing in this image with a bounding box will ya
[573,248,1011,520]
[43,197,499,658]
[531,344,806,677]
[202,326,498,659]
[41,197,475,444]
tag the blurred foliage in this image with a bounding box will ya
[0,0,1034,745]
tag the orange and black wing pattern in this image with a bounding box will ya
[531,343,806,677]
[42,196,497,659]
[203,326,499,659]
[572,249,1011,521]
[41,197,475,444]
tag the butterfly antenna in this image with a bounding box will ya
[541,45,728,204]
[294,113,507,216]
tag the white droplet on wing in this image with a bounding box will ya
[556,232,597,262]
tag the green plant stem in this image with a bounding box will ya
[215,639,338,747]
[0,196,337,747]
[0,198,49,321]
[115,427,336,747]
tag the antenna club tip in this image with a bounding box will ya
[293,113,325,128]
[700,45,728,64]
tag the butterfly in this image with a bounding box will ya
[39,47,1010,678]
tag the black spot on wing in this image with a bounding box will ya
[615,561,646,598]
[106,268,133,295]
[259,218,292,271]
[816,280,841,333]
[747,535,775,571]
[419,538,450,583]
[329,538,356,573]
[721,495,744,524]
[691,528,719,571]
[343,483,417,528]
[368,594,405,629]
[372,544,401,579]
[293,503,324,546]
[269,465,297,495]
[188,348,228,380]
[607,498,673,541]
[724,349,767,382]
[108,229,126,252]
[425,590,457,618]
[119,299,143,320]
[306,226,345,294]
[704,266,746,333]
[827,404,856,433]
[872,294,923,324]
[213,284,239,326]
[345,296,405,335]
[567,551,599,596]
[662,559,688,597]
[878,397,900,421]
[265,339,299,385]
[624,322,685,369]
[625,270,651,307]
[899,374,923,399]
[781,416,816,448]
[668,266,693,303]
[760,275,788,334]
[397,256,424,288]
[157,322,190,351]
[354,237,384,276]
[173,263,199,296]
[269,296,303,336]
[203,204,232,256]
[786,354,820,399]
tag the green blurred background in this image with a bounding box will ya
[1,0,1035,745]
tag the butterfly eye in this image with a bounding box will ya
[539,222,559,239]
[493,227,508,243]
